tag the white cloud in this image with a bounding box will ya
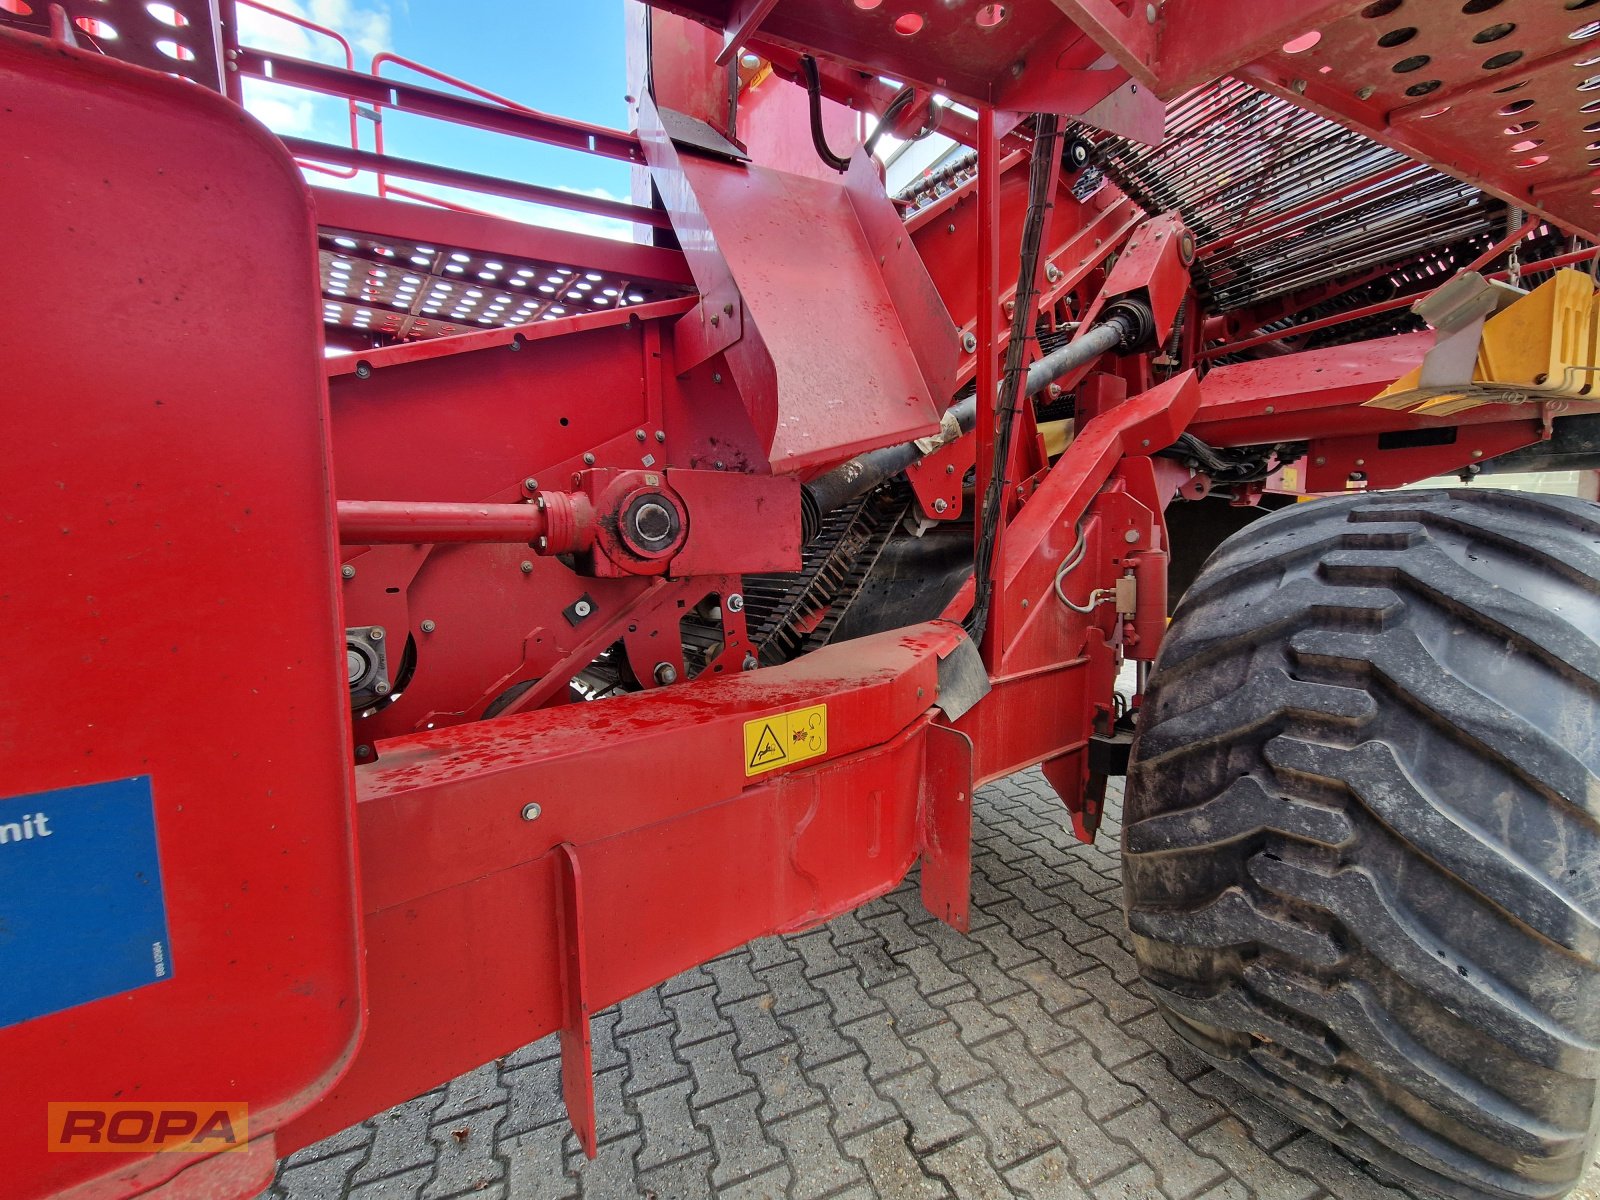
[235,0,392,65]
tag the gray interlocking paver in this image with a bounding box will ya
[766,1106,866,1199]
[263,769,1600,1200]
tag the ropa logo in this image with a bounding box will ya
[47,1103,248,1153]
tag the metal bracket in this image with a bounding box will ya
[918,723,974,932]
[555,843,596,1159]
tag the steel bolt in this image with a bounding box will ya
[655,430,666,443]
[947,223,957,234]
[710,314,720,328]
[654,662,678,686]
[1471,449,1484,458]
[374,681,391,696]
[962,332,978,353]
[742,653,758,671]
[524,477,539,492]
[1314,456,1327,466]
[583,452,596,465]
[945,464,955,475]
[341,564,356,580]
[355,745,373,760]
[726,593,744,613]
[1020,598,1029,609]
[1354,458,1365,467]
[420,619,437,633]
[368,627,384,641]
[1140,438,1150,448]
[355,361,372,380]
[724,302,734,317]
[714,460,725,470]
[573,599,593,618]
[1265,405,1275,415]
[521,802,542,821]
[520,560,534,574]
[1045,263,1062,283]
[933,498,949,514]
[713,372,723,384]
[636,429,647,442]
[1124,529,1141,544]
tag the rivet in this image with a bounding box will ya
[636,429,647,442]
[1124,529,1140,543]
[1315,456,1327,466]
[655,430,666,443]
[1472,449,1484,458]
[1264,405,1275,414]
[1140,438,1150,448]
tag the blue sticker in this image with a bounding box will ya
[0,776,172,1028]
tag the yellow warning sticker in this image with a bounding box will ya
[743,704,828,777]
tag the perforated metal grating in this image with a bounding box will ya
[1250,0,1600,238]
[0,0,225,90]
[317,232,688,343]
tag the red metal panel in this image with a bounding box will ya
[649,0,1127,113]
[0,0,226,89]
[638,95,945,476]
[1,31,360,1200]
[276,625,970,1150]
[1302,420,1545,492]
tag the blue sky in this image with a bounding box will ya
[240,0,636,236]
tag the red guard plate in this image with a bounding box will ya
[0,31,361,1200]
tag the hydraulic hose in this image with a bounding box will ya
[800,315,1132,540]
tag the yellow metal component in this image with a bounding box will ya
[1367,269,1599,415]
[1039,418,1075,457]
[1477,270,1594,393]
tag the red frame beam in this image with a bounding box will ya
[234,48,644,163]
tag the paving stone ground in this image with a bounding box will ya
[263,770,1600,1200]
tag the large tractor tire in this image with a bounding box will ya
[1122,490,1600,1200]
